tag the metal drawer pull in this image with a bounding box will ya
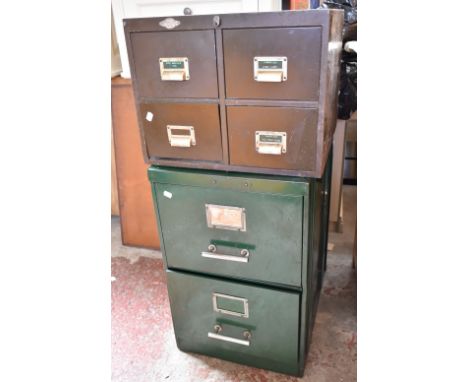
[255,131,287,155]
[254,56,287,82]
[167,125,196,147]
[159,57,190,81]
[208,325,251,347]
[201,245,249,263]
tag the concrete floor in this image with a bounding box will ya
[112,186,356,382]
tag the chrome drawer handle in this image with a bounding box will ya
[208,325,251,347]
[201,245,249,263]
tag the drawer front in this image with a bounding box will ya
[223,28,322,101]
[141,103,223,162]
[155,182,303,287]
[130,30,218,99]
[227,106,318,171]
[167,270,300,375]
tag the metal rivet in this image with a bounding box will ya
[208,244,217,252]
[214,324,222,333]
[240,249,249,257]
[243,331,252,340]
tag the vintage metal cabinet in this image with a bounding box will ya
[125,10,343,177]
[125,8,341,377]
[149,153,332,376]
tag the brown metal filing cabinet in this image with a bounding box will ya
[124,10,343,178]
[124,9,343,377]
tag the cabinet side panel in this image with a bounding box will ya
[317,11,344,177]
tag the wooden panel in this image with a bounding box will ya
[111,130,120,216]
[112,77,160,249]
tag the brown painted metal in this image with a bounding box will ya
[124,10,344,178]
[223,27,321,101]
[227,106,318,171]
[130,30,218,99]
[140,103,223,162]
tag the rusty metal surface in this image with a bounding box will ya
[124,10,344,178]
[316,10,344,177]
[130,30,218,99]
[223,28,322,101]
[227,106,318,171]
[140,103,223,162]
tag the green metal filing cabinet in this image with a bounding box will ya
[125,8,342,377]
[149,153,332,376]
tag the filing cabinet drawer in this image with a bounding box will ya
[227,106,319,171]
[130,30,218,99]
[152,170,305,287]
[141,103,222,162]
[223,28,322,101]
[167,270,301,375]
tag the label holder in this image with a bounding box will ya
[253,56,287,82]
[212,293,249,318]
[205,204,246,232]
[159,57,190,81]
[255,131,287,155]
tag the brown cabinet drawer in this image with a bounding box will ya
[130,30,218,99]
[223,28,322,101]
[227,106,318,171]
[141,103,222,162]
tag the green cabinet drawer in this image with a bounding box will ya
[167,270,301,376]
[151,168,307,287]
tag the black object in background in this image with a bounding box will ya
[338,53,357,120]
[322,1,357,24]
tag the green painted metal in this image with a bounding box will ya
[154,181,303,287]
[166,270,301,376]
[319,148,333,282]
[148,161,332,377]
[148,166,308,196]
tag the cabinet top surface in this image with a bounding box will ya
[124,9,343,32]
[148,166,310,196]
